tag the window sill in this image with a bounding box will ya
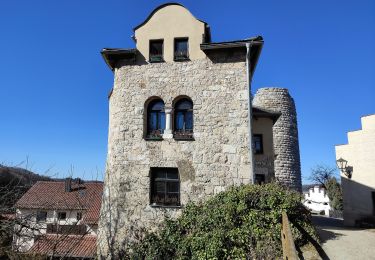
[145,137,164,141]
[150,204,182,209]
[149,57,165,63]
[174,137,195,141]
[174,57,190,62]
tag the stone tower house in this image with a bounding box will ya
[98,3,301,256]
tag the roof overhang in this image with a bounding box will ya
[200,36,264,76]
[101,48,137,71]
[252,105,281,124]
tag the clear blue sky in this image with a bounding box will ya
[1,0,374,182]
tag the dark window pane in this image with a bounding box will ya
[150,41,163,56]
[253,134,263,154]
[176,112,184,130]
[165,193,179,205]
[167,182,179,193]
[36,211,47,222]
[158,112,165,131]
[154,181,166,192]
[185,111,193,130]
[154,170,166,179]
[150,100,164,111]
[174,39,188,59]
[148,112,157,130]
[175,99,192,110]
[167,170,178,180]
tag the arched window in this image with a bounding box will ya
[174,98,193,139]
[146,99,165,139]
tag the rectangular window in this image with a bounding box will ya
[150,168,180,206]
[253,134,263,154]
[57,212,66,220]
[174,38,189,61]
[77,212,82,221]
[36,211,47,222]
[149,39,164,62]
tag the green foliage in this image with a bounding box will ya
[325,177,343,210]
[129,183,318,259]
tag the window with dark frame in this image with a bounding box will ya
[76,212,82,221]
[36,211,47,222]
[174,38,189,61]
[149,39,164,62]
[57,212,66,220]
[253,134,263,154]
[150,168,180,207]
[146,99,165,139]
[174,98,193,139]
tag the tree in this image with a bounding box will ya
[308,165,337,189]
[309,165,343,210]
[325,178,343,210]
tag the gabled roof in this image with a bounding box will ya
[28,234,97,259]
[15,181,103,223]
[133,2,208,32]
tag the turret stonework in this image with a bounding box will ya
[253,88,302,191]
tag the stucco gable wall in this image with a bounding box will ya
[134,5,206,62]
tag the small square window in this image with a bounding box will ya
[57,212,66,220]
[174,38,189,61]
[36,211,47,222]
[76,212,82,221]
[149,39,164,62]
[150,168,180,206]
[253,134,263,154]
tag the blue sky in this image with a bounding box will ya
[0,0,374,182]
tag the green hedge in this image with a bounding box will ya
[130,183,317,259]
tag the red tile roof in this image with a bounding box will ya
[15,181,103,224]
[28,234,97,258]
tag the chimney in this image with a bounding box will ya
[65,178,72,192]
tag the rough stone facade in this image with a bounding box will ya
[253,88,302,191]
[98,53,255,256]
[97,3,302,257]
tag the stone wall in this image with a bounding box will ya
[253,88,302,191]
[97,52,254,256]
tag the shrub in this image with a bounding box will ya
[130,183,318,259]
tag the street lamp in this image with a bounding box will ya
[336,157,353,178]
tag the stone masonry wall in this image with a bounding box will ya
[253,88,302,192]
[97,52,253,257]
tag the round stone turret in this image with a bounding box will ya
[253,88,302,192]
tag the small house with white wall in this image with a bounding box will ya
[303,186,331,215]
[13,179,102,258]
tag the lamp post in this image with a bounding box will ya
[336,157,353,178]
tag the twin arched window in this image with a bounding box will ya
[145,97,193,139]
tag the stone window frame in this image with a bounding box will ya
[172,96,194,141]
[150,167,181,208]
[144,96,165,141]
[149,39,164,63]
[174,37,189,61]
[253,134,264,154]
